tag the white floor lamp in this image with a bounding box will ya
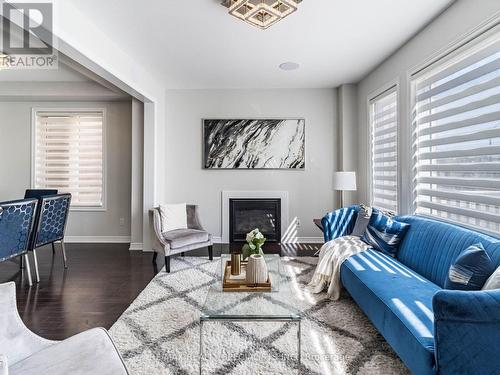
[333,171,357,208]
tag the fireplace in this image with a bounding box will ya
[229,198,281,243]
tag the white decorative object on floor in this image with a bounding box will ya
[245,254,268,284]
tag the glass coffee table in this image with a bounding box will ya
[199,254,301,374]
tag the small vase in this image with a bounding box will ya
[246,254,268,284]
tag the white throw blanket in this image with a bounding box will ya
[308,236,371,300]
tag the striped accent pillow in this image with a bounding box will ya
[445,243,495,290]
[361,210,410,257]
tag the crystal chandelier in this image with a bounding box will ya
[222,0,303,29]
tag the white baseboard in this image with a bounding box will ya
[129,242,143,251]
[292,237,324,244]
[64,236,131,243]
[212,236,323,244]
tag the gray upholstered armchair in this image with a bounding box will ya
[0,282,128,375]
[150,205,213,272]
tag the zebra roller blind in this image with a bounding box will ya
[370,87,398,213]
[413,30,500,234]
[34,111,104,208]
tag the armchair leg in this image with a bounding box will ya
[61,240,68,269]
[165,256,170,273]
[152,252,158,265]
[208,245,213,261]
[20,255,24,269]
[32,249,40,283]
[24,254,32,286]
[51,243,55,254]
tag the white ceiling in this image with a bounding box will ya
[73,0,452,89]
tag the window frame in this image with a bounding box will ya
[367,80,401,213]
[31,107,107,212]
[408,23,500,236]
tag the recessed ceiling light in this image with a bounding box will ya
[279,62,300,71]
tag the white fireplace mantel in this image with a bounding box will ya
[221,190,289,243]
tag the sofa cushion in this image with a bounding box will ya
[162,228,209,249]
[341,249,439,375]
[395,216,500,288]
[444,243,495,290]
[9,328,127,375]
[362,211,410,257]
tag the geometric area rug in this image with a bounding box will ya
[109,256,410,375]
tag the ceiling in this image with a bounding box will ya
[72,0,452,89]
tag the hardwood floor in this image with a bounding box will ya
[0,242,320,340]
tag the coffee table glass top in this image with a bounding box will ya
[201,254,300,320]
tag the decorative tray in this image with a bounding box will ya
[222,260,271,292]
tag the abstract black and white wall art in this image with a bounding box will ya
[203,119,305,169]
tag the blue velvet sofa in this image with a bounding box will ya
[322,206,500,375]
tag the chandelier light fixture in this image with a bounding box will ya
[222,0,303,29]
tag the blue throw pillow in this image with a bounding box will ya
[361,210,410,257]
[444,243,495,291]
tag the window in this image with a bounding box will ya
[33,110,105,209]
[370,86,398,212]
[412,30,500,234]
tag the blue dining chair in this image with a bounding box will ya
[24,189,58,256]
[0,198,39,286]
[31,194,71,283]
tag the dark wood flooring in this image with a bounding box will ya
[0,243,320,340]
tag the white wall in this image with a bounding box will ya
[356,0,500,213]
[163,89,338,241]
[0,100,132,239]
[130,99,144,249]
[337,84,359,206]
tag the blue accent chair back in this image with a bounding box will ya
[34,194,71,248]
[321,205,359,242]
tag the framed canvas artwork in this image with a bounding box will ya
[203,119,305,169]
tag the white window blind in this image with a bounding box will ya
[370,87,398,213]
[413,30,500,235]
[34,111,104,208]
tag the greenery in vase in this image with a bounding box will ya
[242,228,266,260]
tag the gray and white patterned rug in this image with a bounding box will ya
[110,256,409,375]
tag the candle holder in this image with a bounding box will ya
[230,252,241,275]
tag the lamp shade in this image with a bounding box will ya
[333,171,357,191]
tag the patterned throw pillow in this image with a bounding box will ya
[351,204,373,237]
[361,210,410,257]
[445,243,495,291]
